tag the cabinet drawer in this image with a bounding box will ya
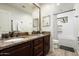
[34,43,43,50]
[34,38,43,46]
[0,41,31,55]
[34,43,43,56]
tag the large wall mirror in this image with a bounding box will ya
[0,3,41,36]
[0,3,36,35]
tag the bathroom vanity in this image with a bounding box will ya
[0,33,50,56]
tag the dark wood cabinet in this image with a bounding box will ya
[33,37,43,56]
[0,41,33,56]
[0,34,50,56]
[43,35,50,55]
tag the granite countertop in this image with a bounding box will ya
[0,34,49,50]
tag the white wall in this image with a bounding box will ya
[40,4,58,41]
[73,4,79,50]
[41,4,52,31]
[57,11,77,49]
[74,4,79,36]
[0,4,33,34]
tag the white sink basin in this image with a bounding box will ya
[0,38,29,48]
[4,38,28,43]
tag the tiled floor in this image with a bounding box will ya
[47,48,78,56]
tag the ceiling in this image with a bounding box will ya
[6,3,36,14]
[56,3,75,13]
[39,3,75,13]
[3,3,75,14]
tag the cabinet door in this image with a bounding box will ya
[10,44,32,56]
[44,35,50,55]
[33,37,44,56]
[0,41,33,56]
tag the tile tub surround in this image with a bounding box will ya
[0,33,49,50]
